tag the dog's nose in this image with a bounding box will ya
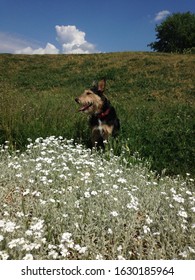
[75,97,79,103]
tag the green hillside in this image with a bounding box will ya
[0,52,195,176]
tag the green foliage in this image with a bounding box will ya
[148,12,195,53]
[0,52,195,176]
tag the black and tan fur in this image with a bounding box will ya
[75,79,120,148]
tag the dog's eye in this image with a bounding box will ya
[86,92,92,95]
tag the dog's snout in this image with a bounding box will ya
[75,97,79,103]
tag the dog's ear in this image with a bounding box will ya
[98,79,106,93]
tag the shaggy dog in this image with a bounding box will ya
[75,79,120,148]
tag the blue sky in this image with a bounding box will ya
[0,0,194,54]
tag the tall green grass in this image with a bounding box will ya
[0,53,195,175]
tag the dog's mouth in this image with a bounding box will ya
[78,102,93,112]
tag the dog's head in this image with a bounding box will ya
[75,79,106,114]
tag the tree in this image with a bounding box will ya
[148,12,195,53]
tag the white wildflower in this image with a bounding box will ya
[186,190,192,195]
[118,255,126,260]
[146,215,153,224]
[63,214,68,218]
[74,223,79,229]
[66,240,74,248]
[0,220,5,228]
[60,247,70,257]
[28,243,41,250]
[153,232,160,236]
[48,250,59,259]
[39,199,47,205]
[48,244,57,250]
[28,178,35,184]
[178,210,188,218]
[84,191,91,198]
[4,221,18,233]
[117,178,127,184]
[117,245,123,252]
[8,238,25,249]
[75,245,87,254]
[61,232,72,242]
[41,238,46,244]
[74,244,81,251]
[126,194,139,210]
[179,251,188,258]
[3,211,9,217]
[0,235,4,242]
[25,230,33,236]
[48,179,53,184]
[0,251,9,260]
[75,201,80,208]
[59,174,67,179]
[170,188,176,194]
[30,219,44,231]
[143,225,150,234]
[22,244,33,251]
[181,224,187,230]
[191,207,195,213]
[23,189,30,196]
[32,191,41,197]
[91,191,98,196]
[23,254,34,260]
[35,163,42,170]
[16,212,24,218]
[173,194,184,203]
[128,251,133,257]
[104,190,109,195]
[110,211,119,217]
[188,247,195,254]
[96,254,103,260]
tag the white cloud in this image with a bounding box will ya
[55,25,98,54]
[154,10,171,22]
[56,25,85,45]
[15,43,59,54]
[0,25,98,54]
[0,32,39,53]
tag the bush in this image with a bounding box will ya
[148,12,195,53]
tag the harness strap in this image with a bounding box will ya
[96,108,110,119]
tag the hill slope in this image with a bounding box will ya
[0,52,195,175]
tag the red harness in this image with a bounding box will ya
[96,108,110,119]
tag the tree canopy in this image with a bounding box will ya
[148,12,195,53]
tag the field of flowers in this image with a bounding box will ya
[0,136,195,260]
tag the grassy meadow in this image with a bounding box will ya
[0,52,195,260]
[0,52,194,175]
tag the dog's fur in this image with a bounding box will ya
[75,79,120,148]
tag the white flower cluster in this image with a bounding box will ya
[0,136,195,260]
